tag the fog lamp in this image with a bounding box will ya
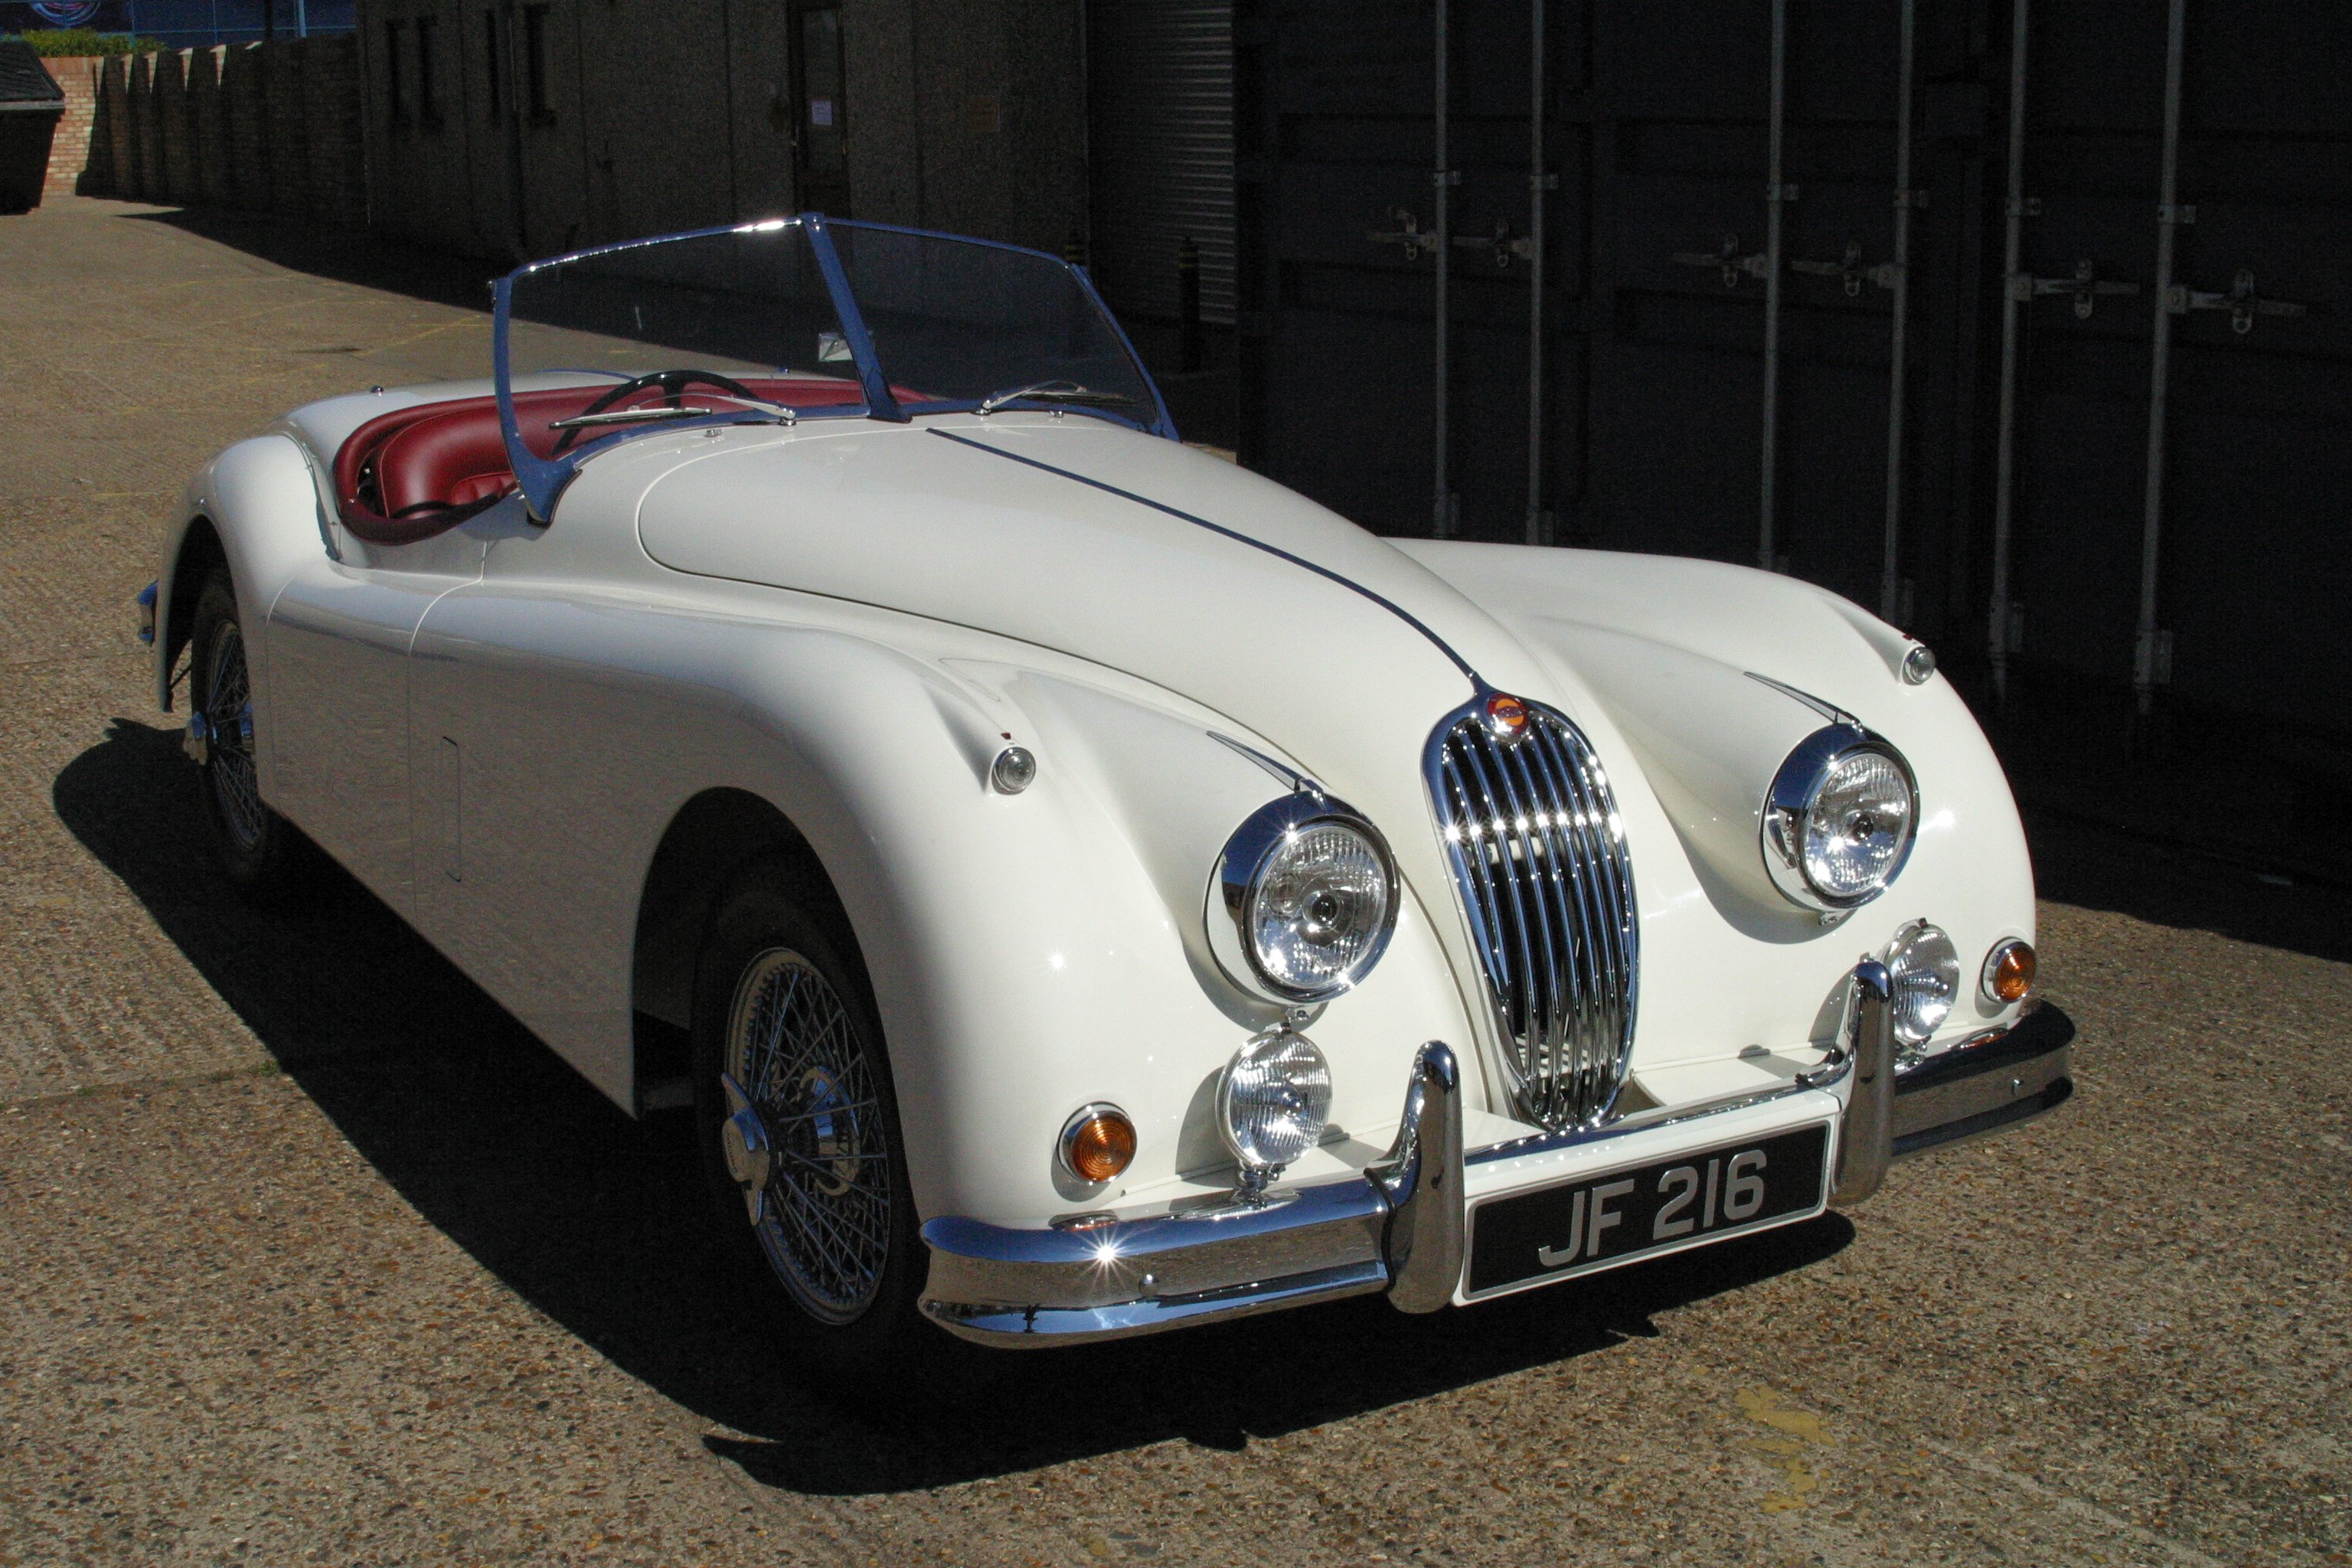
[1058,1103,1136,1184]
[1982,939,2037,1004]
[1885,922,1961,1047]
[1217,1028,1331,1190]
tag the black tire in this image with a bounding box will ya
[188,568,305,895]
[691,866,936,1395]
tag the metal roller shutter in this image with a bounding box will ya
[1087,0,1235,324]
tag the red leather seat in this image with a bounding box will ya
[332,377,880,544]
[376,405,516,518]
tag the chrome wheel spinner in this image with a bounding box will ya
[719,1073,773,1224]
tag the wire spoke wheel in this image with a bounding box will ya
[725,947,893,1324]
[203,619,265,854]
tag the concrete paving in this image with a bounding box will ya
[1,197,2347,1568]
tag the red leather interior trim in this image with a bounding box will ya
[329,377,870,546]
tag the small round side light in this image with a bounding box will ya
[1982,939,2037,1004]
[991,745,1037,795]
[1059,1104,1135,1184]
[1901,643,1938,685]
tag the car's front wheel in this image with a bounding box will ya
[188,567,304,893]
[692,870,932,1393]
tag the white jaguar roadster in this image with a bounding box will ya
[141,216,2071,1383]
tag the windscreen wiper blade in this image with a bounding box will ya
[975,381,1145,416]
[547,394,801,433]
[547,407,707,430]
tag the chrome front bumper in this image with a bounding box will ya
[919,969,2076,1347]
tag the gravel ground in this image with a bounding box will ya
[2,198,2347,1568]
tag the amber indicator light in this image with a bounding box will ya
[1066,1111,1137,1183]
[1987,941,2037,1003]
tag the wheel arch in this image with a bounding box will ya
[158,516,227,712]
[629,786,858,1096]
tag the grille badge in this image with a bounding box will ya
[1482,691,1531,742]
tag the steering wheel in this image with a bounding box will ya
[550,368,763,454]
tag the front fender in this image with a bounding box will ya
[717,639,1480,1230]
[410,582,1478,1231]
[155,433,331,716]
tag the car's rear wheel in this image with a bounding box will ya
[692,870,933,1393]
[189,568,303,893]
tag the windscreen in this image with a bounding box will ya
[826,222,1160,422]
[495,217,1169,514]
[503,220,861,399]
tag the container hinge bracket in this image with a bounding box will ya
[1454,218,1532,270]
[2166,270,2307,335]
[1367,207,1442,259]
[1671,234,1770,289]
[1791,241,1899,297]
[2011,260,2141,319]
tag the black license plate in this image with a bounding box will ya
[1466,1122,1831,1298]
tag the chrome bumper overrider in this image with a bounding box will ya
[918,969,2075,1346]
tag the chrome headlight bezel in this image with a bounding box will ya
[1760,724,1920,913]
[1207,793,1399,1005]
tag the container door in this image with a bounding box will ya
[792,0,852,217]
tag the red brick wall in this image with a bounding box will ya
[39,56,100,197]
[36,43,363,225]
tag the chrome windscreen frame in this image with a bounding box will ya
[492,213,1178,519]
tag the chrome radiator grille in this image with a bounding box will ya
[1427,698,1639,1130]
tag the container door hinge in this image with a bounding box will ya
[1791,240,1900,297]
[2011,259,2141,319]
[2166,270,2308,335]
[1671,233,1770,289]
[1369,207,1442,259]
[1455,217,1533,269]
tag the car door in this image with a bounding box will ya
[263,516,493,915]
[403,516,691,1109]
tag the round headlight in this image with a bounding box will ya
[1208,795,1397,1004]
[1217,1027,1331,1178]
[1762,726,1919,912]
[1885,922,1960,1047]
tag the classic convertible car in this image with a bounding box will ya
[140,216,2072,1381]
